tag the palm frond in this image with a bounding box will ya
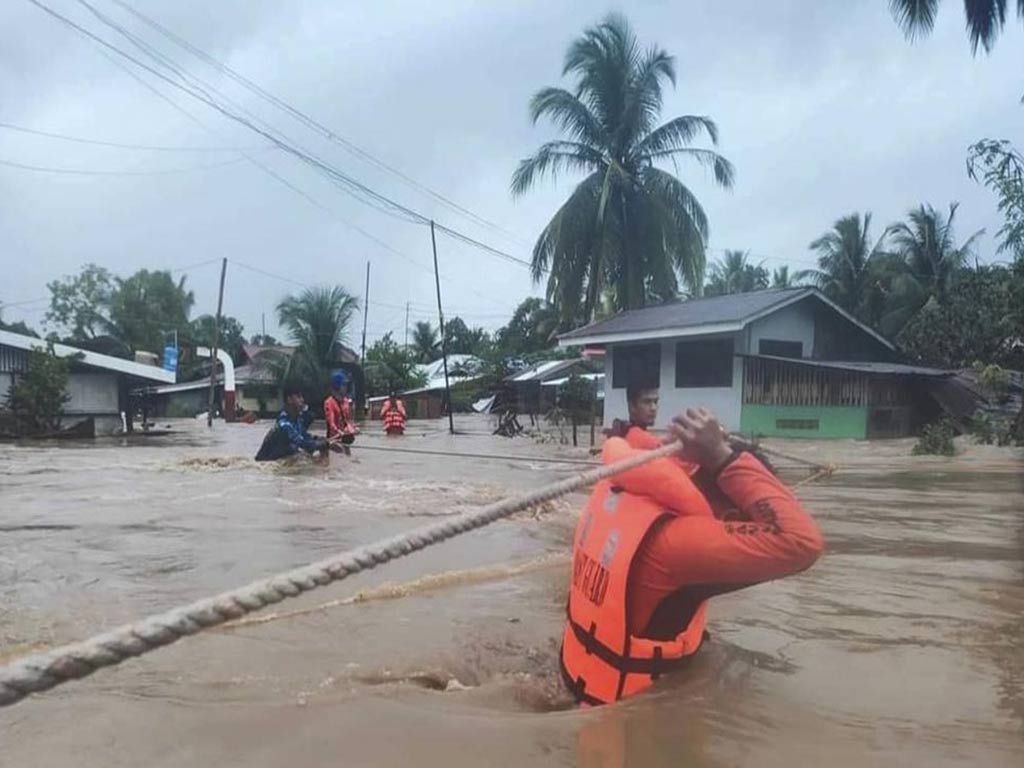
[634,115,719,157]
[510,141,606,196]
[889,0,940,40]
[646,147,735,189]
[528,87,607,148]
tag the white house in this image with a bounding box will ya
[558,287,952,439]
[0,329,174,435]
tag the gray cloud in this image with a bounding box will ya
[1,0,1020,343]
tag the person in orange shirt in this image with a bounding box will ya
[561,406,824,705]
[323,371,358,454]
[380,391,407,436]
[605,384,660,446]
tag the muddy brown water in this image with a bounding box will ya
[1,415,1022,767]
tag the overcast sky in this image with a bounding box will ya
[0,0,1020,346]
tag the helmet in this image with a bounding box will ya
[330,371,349,389]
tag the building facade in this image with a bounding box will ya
[559,288,948,439]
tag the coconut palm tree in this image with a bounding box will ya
[704,250,769,296]
[890,203,982,300]
[771,265,797,289]
[276,286,359,392]
[799,213,890,325]
[890,0,1023,53]
[410,321,440,364]
[511,13,734,325]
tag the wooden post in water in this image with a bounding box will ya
[430,221,455,435]
[207,257,227,428]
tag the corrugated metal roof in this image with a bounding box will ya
[0,329,174,383]
[509,359,576,382]
[558,288,811,342]
[744,354,952,377]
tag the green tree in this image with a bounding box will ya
[276,285,359,396]
[496,297,559,355]
[704,250,769,296]
[108,270,194,353]
[890,0,1023,53]
[889,203,981,301]
[771,265,797,289]
[511,13,734,324]
[411,320,440,363]
[191,314,246,363]
[444,316,490,356]
[968,139,1024,258]
[45,263,114,340]
[364,332,427,395]
[800,212,890,325]
[897,265,1023,368]
[5,344,71,434]
[0,305,37,337]
[249,333,279,346]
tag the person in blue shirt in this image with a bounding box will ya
[255,385,329,462]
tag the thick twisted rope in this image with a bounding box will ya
[0,440,685,708]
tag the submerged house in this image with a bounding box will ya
[558,287,950,439]
[0,329,174,435]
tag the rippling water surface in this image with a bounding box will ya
[1,416,1022,767]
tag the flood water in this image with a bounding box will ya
[1,415,1022,767]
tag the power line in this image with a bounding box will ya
[0,120,263,152]
[109,0,530,248]
[0,155,249,176]
[31,0,538,276]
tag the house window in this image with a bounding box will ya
[675,339,734,388]
[776,418,819,430]
[759,339,803,358]
[611,343,660,389]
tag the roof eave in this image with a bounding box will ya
[558,321,744,347]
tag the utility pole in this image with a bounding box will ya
[430,221,454,435]
[261,312,266,340]
[404,301,410,348]
[360,261,370,362]
[207,257,227,428]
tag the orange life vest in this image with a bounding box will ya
[560,438,710,706]
[381,399,407,433]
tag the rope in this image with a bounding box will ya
[353,443,599,466]
[0,440,684,708]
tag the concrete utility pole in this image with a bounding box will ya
[360,261,370,362]
[207,257,227,428]
[430,221,454,435]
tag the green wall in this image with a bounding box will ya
[740,404,868,439]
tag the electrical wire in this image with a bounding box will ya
[0,120,262,152]
[108,0,530,247]
[0,155,249,176]
[31,0,538,275]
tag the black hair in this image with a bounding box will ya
[626,384,658,405]
[283,384,303,400]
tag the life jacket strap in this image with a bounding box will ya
[566,618,691,675]
[558,647,605,706]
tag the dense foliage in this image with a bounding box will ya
[5,345,71,434]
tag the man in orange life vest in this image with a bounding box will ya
[561,406,824,705]
[323,371,359,454]
[605,384,660,446]
[380,391,407,436]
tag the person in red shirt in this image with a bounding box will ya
[323,371,358,454]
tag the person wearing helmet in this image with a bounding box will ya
[255,385,329,462]
[324,370,358,454]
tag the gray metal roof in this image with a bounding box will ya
[745,354,952,377]
[558,288,813,342]
[557,287,896,352]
